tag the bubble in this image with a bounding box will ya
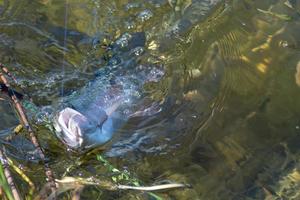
[92,38,101,49]
[108,56,121,66]
[115,33,132,48]
[125,3,140,11]
[147,67,165,82]
[148,0,166,7]
[124,20,136,30]
[131,47,144,56]
[137,9,153,22]
[123,109,130,115]
[18,164,24,170]
[279,40,289,48]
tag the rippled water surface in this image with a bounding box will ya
[1,0,300,199]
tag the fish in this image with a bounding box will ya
[53,32,164,150]
[53,0,224,151]
[11,0,222,151]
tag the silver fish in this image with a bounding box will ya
[53,32,164,150]
[53,0,222,151]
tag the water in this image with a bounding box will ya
[1,0,300,199]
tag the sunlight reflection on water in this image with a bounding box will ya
[1,0,300,199]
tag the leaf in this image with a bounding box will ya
[112,168,120,173]
[112,177,117,183]
[13,124,23,134]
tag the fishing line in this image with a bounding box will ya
[61,0,68,98]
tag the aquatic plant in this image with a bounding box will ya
[0,149,17,200]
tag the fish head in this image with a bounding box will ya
[53,107,111,149]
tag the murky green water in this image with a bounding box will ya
[1,0,300,199]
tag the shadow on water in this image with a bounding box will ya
[1,0,300,199]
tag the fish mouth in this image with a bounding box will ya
[53,101,122,149]
[53,107,98,148]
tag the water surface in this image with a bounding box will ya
[1,0,300,199]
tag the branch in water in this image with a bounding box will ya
[0,82,24,100]
[117,183,189,191]
[0,65,57,193]
[54,176,188,193]
[0,63,30,100]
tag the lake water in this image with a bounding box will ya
[1,0,300,199]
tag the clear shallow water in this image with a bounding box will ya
[1,0,300,199]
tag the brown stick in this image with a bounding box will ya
[0,67,57,193]
[0,64,30,100]
[0,148,21,200]
[0,65,18,83]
